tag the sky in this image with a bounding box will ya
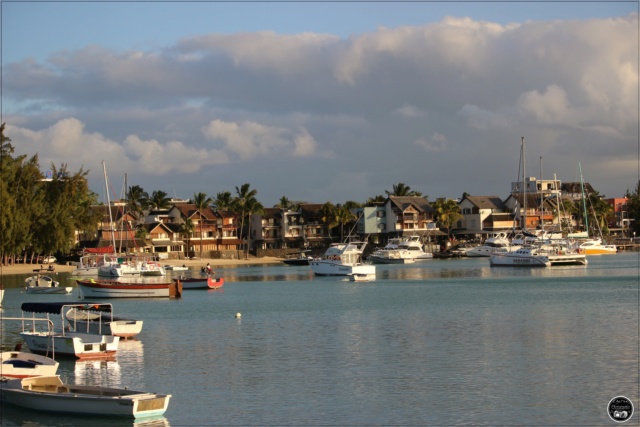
[2,1,638,207]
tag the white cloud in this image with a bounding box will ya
[202,119,317,160]
[413,133,449,152]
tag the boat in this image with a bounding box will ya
[24,275,73,294]
[65,305,143,338]
[76,278,181,299]
[173,276,224,290]
[70,247,119,276]
[574,238,617,255]
[310,241,375,277]
[18,302,120,359]
[0,375,171,418]
[349,273,375,282]
[489,246,551,267]
[368,236,432,264]
[98,256,167,277]
[0,350,60,379]
[466,232,518,257]
[164,264,189,271]
[490,240,588,267]
[282,251,314,266]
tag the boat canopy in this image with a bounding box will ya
[21,302,112,314]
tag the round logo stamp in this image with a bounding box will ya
[608,396,634,423]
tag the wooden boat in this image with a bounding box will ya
[173,276,224,290]
[0,350,59,379]
[76,278,181,299]
[24,275,73,294]
[19,302,119,359]
[65,306,143,338]
[0,375,171,418]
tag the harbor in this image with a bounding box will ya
[0,252,637,426]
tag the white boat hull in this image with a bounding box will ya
[20,331,119,360]
[490,252,551,267]
[65,309,143,338]
[0,351,59,378]
[310,260,375,276]
[0,376,171,418]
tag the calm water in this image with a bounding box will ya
[0,253,638,426]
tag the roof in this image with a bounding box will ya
[463,196,506,210]
[388,196,433,213]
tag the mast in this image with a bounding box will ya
[521,137,526,231]
[102,161,117,252]
[579,163,589,234]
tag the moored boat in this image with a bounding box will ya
[574,238,617,255]
[0,375,171,418]
[282,251,314,266]
[0,350,59,379]
[173,276,224,290]
[65,305,143,338]
[18,302,120,359]
[24,275,73,294]
[76,278,181,299]
[310,241,375,277]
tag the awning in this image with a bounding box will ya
[21,302,112,314]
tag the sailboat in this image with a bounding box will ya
[568,164,617,255]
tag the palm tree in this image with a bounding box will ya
[243,197,264,259]
[233,183,259,256]
[212,191,233,210]
[179,218,195,258]
[433,197,462,239]
[192,192,213,258]
[127,185,148,217]
[385,182,422,197]
[145,190,172,211]
[320,202,338,240]
[275,196,291,209]
[336,205,357,241]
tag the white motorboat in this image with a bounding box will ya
[65,305,143,338]
[489,246,551,267]
[19,302,120,359]
[466,232,518,257]
[99,256,166,277]
[573,238,617,255]
[24,275,73,294]
[164,264,189,271]
[369,236,432,264]
[0,348,59,379]
[70,247,119,276]
[0,375,171,418]
[349,273,376,282]
[310,241,375,277]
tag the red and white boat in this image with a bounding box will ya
[76,278,181,299]
[173,276,224,290]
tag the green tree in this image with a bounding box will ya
[146,190,172,210]
[385,182,422,197]
[233,183,259,257]
[127,185,149,217]
[179,218,196,258]
[212,191,233,210]
[320,202,338,240]
[626,181,640,236]
[433,197,462,238]
[192,192,213,258]
[336,205,357,241]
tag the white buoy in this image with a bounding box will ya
[235,312,242,319]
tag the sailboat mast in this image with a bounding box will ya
[579,163,589,234]
[521,137,526,231]
[102,161,117,253]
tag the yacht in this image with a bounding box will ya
[310,241,375,277]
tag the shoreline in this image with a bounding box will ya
[0,256,284,277]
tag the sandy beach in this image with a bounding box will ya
[0,256,283,277]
